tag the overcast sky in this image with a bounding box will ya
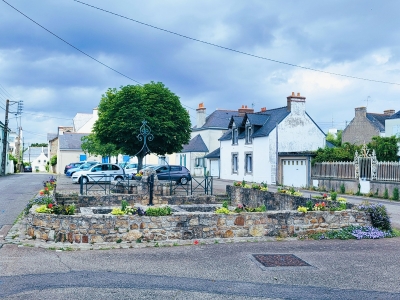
[1,0,400,145]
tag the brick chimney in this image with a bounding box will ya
[196,102,206,128]
[287,92,306,114]
[355,107,367,118]
[260,107,267,112]
[384,109,395,116]
[238,105,254,116]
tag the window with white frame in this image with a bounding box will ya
[246,126,252,144]
[245,152,252,173]
[232,128,238,145]
[232,153,238,173]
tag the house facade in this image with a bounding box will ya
[177,103,250,177]
[385,110,400,156]
[342,107,395,145]
[219,93,325,188]
[26,147,49,172]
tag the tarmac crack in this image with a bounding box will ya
[54,253,72,272]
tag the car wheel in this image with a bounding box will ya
[116,176,123,182]
[81,177,88,184]
[180,177,188,185]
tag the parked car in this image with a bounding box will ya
[72,163,126,184]
[124,163,138,178]
[24,165,32,172]
[64,162,85,174]
[65,161,99,177]
[151,165,192,184]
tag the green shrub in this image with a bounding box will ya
[358,203,391,231]
[50,155,57,166]
[306,200,314,211]
[340,183,345,194]
[222,201,229,209]
[145,206,172,216]
[330,192,337,201]
[393,188,399,201]
[384,188,389,199]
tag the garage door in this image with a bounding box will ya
[210,160,219,177]
[282,159,307,188]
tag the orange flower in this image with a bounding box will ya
[39,190,44,195]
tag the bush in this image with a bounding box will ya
[330,192,337,201]
[50,155,57,166]
[384,188,389,199]
[358,203,391,231]
[340,183,345,194]
[145,206,172,216]
[393,188,399,201]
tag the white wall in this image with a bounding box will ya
[56,149,100,174]
[31,152,49,172]
[385,118,400,155]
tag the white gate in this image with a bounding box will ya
[282,159,307,188]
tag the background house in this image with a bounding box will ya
[24,147,49,172]
[219,92,325,188]
[385,110,400,156]
[342,107,395,145]
[176,103,251,177]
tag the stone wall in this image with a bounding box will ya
[225,186,354,210]
[56,192,216,209]
[312,178,400,198]
[26,209,371,244]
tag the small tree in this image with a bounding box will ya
[81,134,119,160]
[50,155,57,166]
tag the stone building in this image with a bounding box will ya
[342,107,395,145]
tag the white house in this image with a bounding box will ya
[385,110,400,156]
[177,103,249,177]
[26,147,49,172]
[219,93,326,188]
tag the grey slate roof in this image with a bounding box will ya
[388,111,400,119]
[59,133,89,150]
[194,110,237,130]
[366,113,390,132]
[23,147,48,162]
[252,107,290,138]
[219,130,232,141]
[204,147,220,159]
[243,114,269,126]
[47,133,57,141]
[181,134,209,153]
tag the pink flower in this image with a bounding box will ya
[194,240,199,245]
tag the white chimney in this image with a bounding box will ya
[196,103,206,128]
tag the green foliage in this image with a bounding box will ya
[358,203,391,231]
[215,207,231,214]
[393,188,399,201]
[330,191,337,201]
[30,143,47,147]
[81,133,119,158]
[312,142,361,165]
[145,206,172,216]
[53,204,76,215]
[326,130,342,147]
[222,201,229,209]
[340,183,345,194]
[384,188,389,199]
[306,200,314,211]
[50,155,57,166]
[121,200,128,211]
[367,136,399,162]
[93,82,191,170]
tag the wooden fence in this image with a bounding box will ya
[312,161,400,182]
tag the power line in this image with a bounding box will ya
[2,0,143,85]
[23,111,73,120]
[73,0,400,86]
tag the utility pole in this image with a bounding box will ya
[1,99,10,176]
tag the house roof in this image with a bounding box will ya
[219,130,232,141]
[193,110,237,130]
[59,133,89,150]
[73,113,93,132]
[23,147,48,162]
[252,107,290,138]
[47,133,58,141]
[388,110,400,119]
[366,113,390,132]
[181,134,209,153]
[204,147,220,159]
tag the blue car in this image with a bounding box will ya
[65,161,99,177]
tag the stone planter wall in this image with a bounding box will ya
[56,193,217,209]
[225,186,354,210]
[26,209,371,244]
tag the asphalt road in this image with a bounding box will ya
[1,174,400,299]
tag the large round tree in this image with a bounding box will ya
[93,82,191,170]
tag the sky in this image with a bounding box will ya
[1,0,400,146]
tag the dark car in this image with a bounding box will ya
[24,165,32,172]
[64,162,85,174]
[153,165,192,184]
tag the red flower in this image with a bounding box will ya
[322,202,326,207]
[39,191,44,195]
[45,187,49,191]
[194,240,199,245]
[48,203,53,208]
[323,193,327,198]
